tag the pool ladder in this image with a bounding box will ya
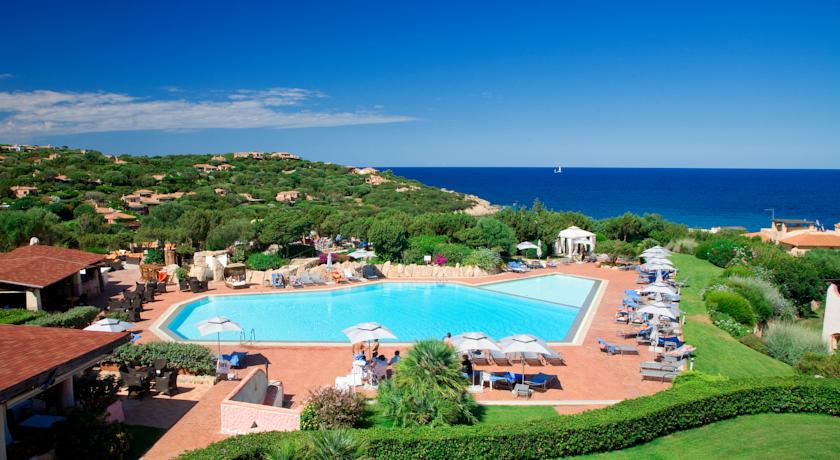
[240,328,256,345]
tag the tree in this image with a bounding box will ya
[206,219,255,250]
[368,217,408,260]
[377,339,477,427]
[457,217,516,254]
[597,239,635,263]
[602,212,644,242]
[258,210,313,253]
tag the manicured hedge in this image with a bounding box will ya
[26,306,99,329]
[176,377,840,460]
[0,308,47,325]
[107,342,215,375]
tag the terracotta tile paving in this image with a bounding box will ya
[120,382,212,429]
[120,264,672,458]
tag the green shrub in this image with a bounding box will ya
[764,321,827,365]
[795,352,840,378]
[695,238,749,268]
[176,267,189,281]
[377,339,476,427]
[144,248,165,264]
[54,408,131,460]
[739,333,770,355]
[108,342,215,375]
[710,311,751,338]
[666,238,698,254]
[704,290,755,326]
[245,253,288,271]
[26,306,99,329]
[0,308,47,325]
[722,265,756,278]
[671,371,728,388]
[103,310,131,322]
[176,377,840,460]
[462,248,502,272]
[300,387,367,431]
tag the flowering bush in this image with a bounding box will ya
[710,312,750,338]
[433,254,448,265]
[300,387,367,430]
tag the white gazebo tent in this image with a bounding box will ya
[555,226,596,257]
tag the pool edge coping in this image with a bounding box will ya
[150,273,608,347]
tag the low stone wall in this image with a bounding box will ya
[250,260,494,284]
[220,368,300,435]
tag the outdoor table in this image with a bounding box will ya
[19,414,66,429]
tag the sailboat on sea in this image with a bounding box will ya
[554,166,562,174]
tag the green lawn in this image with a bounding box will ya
[364,404,558,428]
[577,413,840,459]
[671,254,793,378]
[125,425,167,460]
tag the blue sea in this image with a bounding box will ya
[388,168,840,231]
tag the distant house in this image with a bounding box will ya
[151,174,166,181]
[10,185,38,198]
[238,193,264,203]
[270,151,300,160]
[233,151,265,160]
[103,211,139,228]
[747,218,840,255]
[211,155,227,162]
[275,190,300,202]
[351,167,378,175]
[216,163,235,171]
[54,174,72,183]
[365,174,388,185]
[0,245,108,311]
[193,163,219,173]
[1,144,22,152]
[47,153,60,160]
[214,188,227,196]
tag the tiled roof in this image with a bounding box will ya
[0,245,105,288]
[779,233,840,248]
[0,324,129,402]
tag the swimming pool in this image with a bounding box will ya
[162,275,600,343]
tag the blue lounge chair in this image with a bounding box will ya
[221,351,248,369]
[506,261,528,273]
[657,336,683,350]
[597,338,639,355]
[524,372,558,391]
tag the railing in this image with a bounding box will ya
[239,328,257,345]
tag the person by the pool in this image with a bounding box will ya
[371,339,380,356]
[443,332,452,345]
[388,350,400,366]
[461,355,473,378]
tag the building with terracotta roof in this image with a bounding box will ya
[365,174,388,185]
[275,190,300,202]
[10,185,38,198]
[151,174,166,181]
[0,324,129,458]
[238,193,264,203]
[216,163,235,171]
[103,211,139,228]
[193,163,218,173]
[270,151,300,160]
[233,151,265,160]
[211,155,227,162]
[0,245,107,311]
[751,218,840,255]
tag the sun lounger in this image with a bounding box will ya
[526,260,543,269]
[298,273,315,286]
[640,361,681,372]
[505,261,528,273]
[309,273,328,285]
[544,350,565,365]
[271,273,285,288]
[489,349,511,365]
[362,265,380,280]
[522,352,543,366]
[482,371,514,389]
[524,372,557,391]
[288,276,303,288]
[640,368,679,382]
[221,351,248,369]
[343,268,364,282]
[597,338,640,355]
[616,329,638,339]
[469,351,490,366]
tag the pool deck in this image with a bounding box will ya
[115,264,669,459]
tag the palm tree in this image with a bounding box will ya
[378,339,477,427]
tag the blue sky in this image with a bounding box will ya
[1,1,838,167]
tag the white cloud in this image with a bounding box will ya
[0,88,413,137]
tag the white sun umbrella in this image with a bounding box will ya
[342,322,396,356]
[84,317,134,332]
[197,316,243,358]
[536,239,543,258]
[640,282,677,296]
[499,334,554,384]
[516,241,539,251]
[348,249,376,260]
[643,257,674,266]
[326,252,333,272]
[642,245,671,255]
[451,332,502,386]
[637,304,678,320]
[642,262,676,272]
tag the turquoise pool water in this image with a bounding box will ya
[165,275,598,342]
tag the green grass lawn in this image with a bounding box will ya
[577,413,840,459]
[671,253,793,378]
[364,404,558,428]
[125,425,167,460]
